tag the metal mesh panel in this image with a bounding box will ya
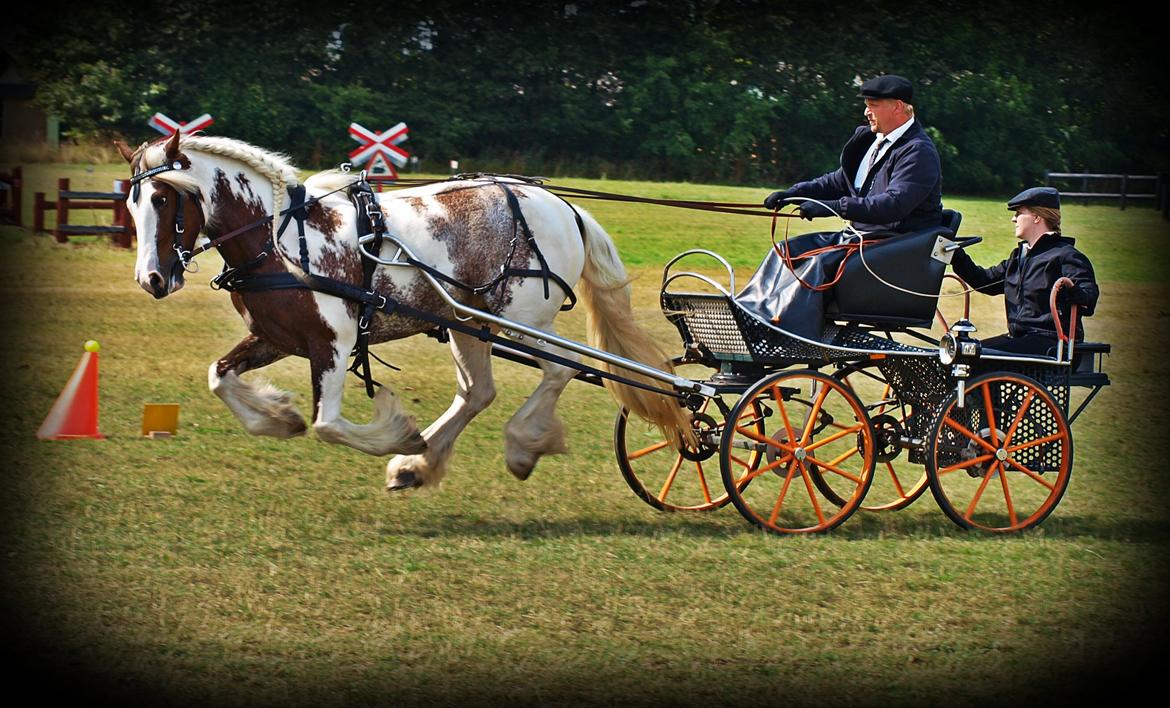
[935,375,1068,474]
[663,294,751,358]
[664,292,937,366]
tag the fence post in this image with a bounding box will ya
[1120,175,1128,210]
[54,177,69,243]
[113,180,133,248]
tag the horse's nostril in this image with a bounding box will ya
[148,272,164,288]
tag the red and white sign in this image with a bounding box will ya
[348,122,411,178]
[149,113,214,137]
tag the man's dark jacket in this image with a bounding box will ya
[790,121,943,233]
[950,232,1099,340]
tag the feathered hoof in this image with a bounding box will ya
[386,470,424,493]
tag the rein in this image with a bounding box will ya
[382,175,797,219]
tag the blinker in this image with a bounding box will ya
[130,160,185,203]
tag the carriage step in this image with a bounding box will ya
[1069,372,1110,387]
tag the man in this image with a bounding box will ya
[738,75,944,339]
[763,74,943,233]
[949,186,1098,355]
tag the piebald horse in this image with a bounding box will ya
[116,132,690,491]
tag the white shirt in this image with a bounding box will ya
[854,117,916,190]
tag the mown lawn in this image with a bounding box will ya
[1,163,1167,706]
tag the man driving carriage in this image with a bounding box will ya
[949,186,1099,356]
[744,75,945,338]
[763,74,942,233]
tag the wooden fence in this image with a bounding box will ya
[1045,172,1168,218]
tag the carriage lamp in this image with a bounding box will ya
[939,319,981,407]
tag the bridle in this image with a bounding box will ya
[129,159,203,275]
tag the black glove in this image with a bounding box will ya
[763,188,799,210]
[798,200,836,220]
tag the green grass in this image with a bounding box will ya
[1,163,1168,706]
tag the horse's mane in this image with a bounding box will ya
[140,135,301,216]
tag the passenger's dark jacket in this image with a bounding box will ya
[790,121,943,233]
[950,232,1098,339]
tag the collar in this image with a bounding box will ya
[874,117,915,147]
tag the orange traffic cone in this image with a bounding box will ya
[37,340,105,440]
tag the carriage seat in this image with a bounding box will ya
[827,209,964,328]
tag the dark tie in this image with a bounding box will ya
[868,138,888,172]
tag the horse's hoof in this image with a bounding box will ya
[386,470,423,492]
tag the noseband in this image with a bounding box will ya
[130,159,199,274]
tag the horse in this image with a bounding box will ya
[114,131,691,491]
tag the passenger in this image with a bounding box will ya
[763,74,943,234]
[949,187,1099,356]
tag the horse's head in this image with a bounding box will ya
[117,132,206,299]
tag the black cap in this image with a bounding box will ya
[858,75,913,103]
[1007,186,1061,211]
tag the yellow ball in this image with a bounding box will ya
[84,340,101,353]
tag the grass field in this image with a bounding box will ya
[2,162,1169,706]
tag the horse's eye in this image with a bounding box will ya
[151,193,167,208]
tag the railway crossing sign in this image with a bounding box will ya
[348,122,411,179]
[148,113,215,137]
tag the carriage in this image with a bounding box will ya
[119,132,1109,536]
[614,210,1111,534]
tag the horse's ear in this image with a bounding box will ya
[114,140,135,164]
[164,130,182,160]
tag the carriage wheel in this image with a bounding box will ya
[927,372,1072,532]
[614,362,763,512]
[834,361,930,512]
[719,370,876,534]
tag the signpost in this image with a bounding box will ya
[148,113,215,137]
[348,122,411,187]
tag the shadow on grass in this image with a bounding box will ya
[391,507,1170,543]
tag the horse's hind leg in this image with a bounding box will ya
[386,330,496,492]
[503,344,579,481]
[209,334,307,437]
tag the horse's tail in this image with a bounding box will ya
[575,209,695,446]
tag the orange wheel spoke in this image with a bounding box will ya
[963,462,999,521]
[799,463,829,525]
[1006,431,1069,453]
[800,386,831,445]
[1004,458,1056,490]
[728,453,756,470]
[979,384,1000,448]
[735,425,793,453]
[767,461,799,525]
[804,423,864,452]
[656,455,685,502]
[773,385,798,444]
[939,452,996,475]
[944,417,999,454]
[885,462,907,496]
[629,439,673,460]
[695,461,714,504]
[805,454,863,484]
[999,463,1018,526]
[742,455,794,483]
[1002,390,1037,447]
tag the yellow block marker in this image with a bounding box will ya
[142,403,180,438]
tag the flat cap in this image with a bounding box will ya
[858,75,913,103]
[1007,186,1061,211]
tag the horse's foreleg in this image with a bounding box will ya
[208,334,307,437]
[503,343,579,481]
[386,330,495,492]
[309,336,426,457]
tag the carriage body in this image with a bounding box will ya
[616,217,1110,534]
